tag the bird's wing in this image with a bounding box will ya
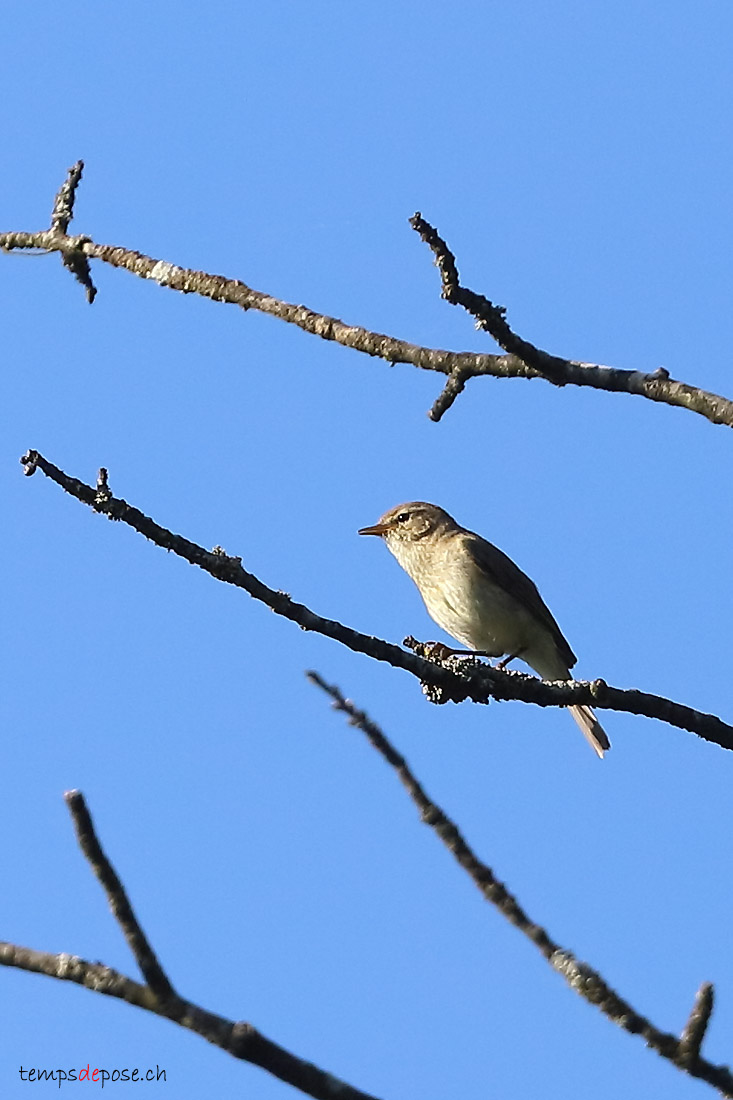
[463,532,577,669]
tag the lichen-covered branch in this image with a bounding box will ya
[2,165,732,425]
[308,672,732,1099]
[19,449,733,752]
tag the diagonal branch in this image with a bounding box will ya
[2,166,733,425]
[19,448,733,752]
[679,983,716,1068]
[411,211,585,389]
[307,672,731,1099]
[0,795,382,1100]
[64,790,174,999]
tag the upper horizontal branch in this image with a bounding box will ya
[2,165,732,425]
[20,449,733,752]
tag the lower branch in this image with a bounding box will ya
[0,945,380,1100]
[308,672,732,1098]
[0,794,382,1100]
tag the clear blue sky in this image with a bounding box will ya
[4,2,733,1097]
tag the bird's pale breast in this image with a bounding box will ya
[389,530,537,656]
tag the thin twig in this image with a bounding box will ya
[64,790,174,999]
[410,211,571,386]
[19,448,733,752]
[3,161,96,302]
[2,167,733,424]
[428,366,470,421]
[306,673,557,953]
[679,983,716,1068]
[50,160,84,235]
[308,672,732,1098]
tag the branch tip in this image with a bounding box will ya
[50,160,85,235]
[429,366,469,421]
[95,466,112,504]
[678,982,715,1066]
[61,248,97,303]
[20,449,39,476]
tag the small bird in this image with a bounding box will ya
[358,502,609,757]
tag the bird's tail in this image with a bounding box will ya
[569,704,610,759]
[527,649,610,758]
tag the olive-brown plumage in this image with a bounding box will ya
[359,502,609,757]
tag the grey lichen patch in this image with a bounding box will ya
[56,952,81,979]
[148,261,181,287]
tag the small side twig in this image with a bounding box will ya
[53,161,96,303]
[409,211,719,422]
[308,672,732,1099]
[50,160,84,235]
[678,982,716,1068]
[95,466,112,504]
[64,790,174,1000]
[410,211,584,386]
[428,366,470,421]
[2,160,96,302]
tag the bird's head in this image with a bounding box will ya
[358,502,456,544]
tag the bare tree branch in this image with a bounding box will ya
[64,790,174,1000]
[3,161,97,302]
[679,983,716,1068]
[3,166,733,425]
[428,365,471,420]
[410,211,567,384]
[0,794,383,1100]
[19,448,733,751]
[307,672,732,1099]
[50,160,84,236]
[409,210,732,423]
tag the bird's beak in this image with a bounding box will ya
[358,520,391,537]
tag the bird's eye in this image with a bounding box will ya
[396,512,410,523]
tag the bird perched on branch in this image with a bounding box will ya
[359,501,609,758]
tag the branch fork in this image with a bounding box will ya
[3,165,732,425]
